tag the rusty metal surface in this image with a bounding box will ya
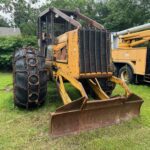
[52,7,81,28]
[39,7,81,28]
[50,94,143,137]
[39,7,104,30]
[79,73,112,79]
[76,11,104,29]
[56,97,86,112]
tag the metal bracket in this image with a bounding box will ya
[55,70,88,105]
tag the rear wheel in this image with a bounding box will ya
[13,48,47,108]
[119,65,134,83]
[81,78,116,98]
[98,78,116,96]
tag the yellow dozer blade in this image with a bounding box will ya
[49,72,143,137]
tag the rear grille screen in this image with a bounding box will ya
[146,47,150,74]
[79,29,111,73]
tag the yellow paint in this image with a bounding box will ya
[112,29,150,75]
[112,47,147,75]
[56,70,88,104]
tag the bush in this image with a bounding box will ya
[0,36,37,70]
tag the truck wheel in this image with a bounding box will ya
[119,65,134,83]
[13,48,48,108]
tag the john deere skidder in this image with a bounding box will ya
[13,8,143,136]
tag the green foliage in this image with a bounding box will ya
[0,16,10,27]
[103,0,150,31]
[19,22,37,36]
[0,36,37,70]
[12,0,40,36]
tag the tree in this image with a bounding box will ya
[1,0,40,35]
[0,16,9,27]
[13,0,40,35]
[93,1,110,25]
[103,0,150,31]
[138,0,150,23]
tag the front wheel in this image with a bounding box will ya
[119,65,134,83]
[13,48,48,108]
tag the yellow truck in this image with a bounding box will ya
[112,24,150,83]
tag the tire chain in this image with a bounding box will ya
[13,47,47,108]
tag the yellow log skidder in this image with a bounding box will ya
[13,8,143,137]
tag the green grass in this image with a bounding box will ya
[0,72,150,150]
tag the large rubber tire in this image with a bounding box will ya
[13,48,47,108]
[80,79,94,97]
[119,65,134,83]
